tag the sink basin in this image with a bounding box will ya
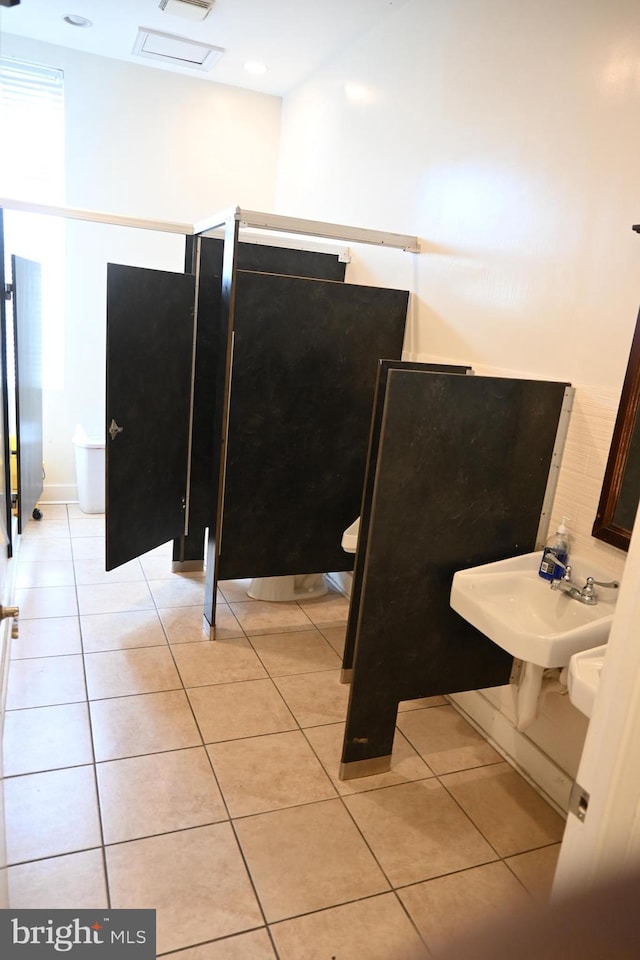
[568,644,607,717]
[450,552,617,667]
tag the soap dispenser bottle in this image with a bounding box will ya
[538,518,570,581]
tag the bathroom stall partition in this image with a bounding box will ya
[214,274,409,578]
[202,217,409,630]
[178,234,347,568]
[341,359,473,682]
[103,217,410,610]
[340,364,571,779]
[105,236,347,572]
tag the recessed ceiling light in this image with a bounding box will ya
[63,15,93,27]
[244,61,268,75]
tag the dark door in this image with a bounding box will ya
[12,255,43,534]
[217,271,409,580]
[105,263,195,570]
[0,211,13,555]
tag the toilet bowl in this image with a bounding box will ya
[342,517,360,554]
[247,574,328,602]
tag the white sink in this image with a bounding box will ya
[568,644,607,718]
[450,552,617,668]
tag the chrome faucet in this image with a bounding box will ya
[547,553,619,605]
[577,575,620,604]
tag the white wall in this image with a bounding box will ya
[276,0,639,572]
[278,0,639,383]
[276,0,640,802]
[1,34,282,495]
[2,34,282,224]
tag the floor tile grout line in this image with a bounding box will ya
[3,759,98,782]
[5,693,90,712]
[322,785,405,899]
[154,924,275,959]
[390,887,433,956]
[99,818,242,850]
[217,818,283,959]
[6,843,107,872]
[396,710,507,777]
[10,649,88,662]
[434,768,520,867]
[220,778,341,823]
[264,888,435,947]
[500,855,545,901]
[400,727,508,773]
[68,507,113,910]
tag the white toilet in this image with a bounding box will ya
[247,574,328,602]
[341,517,360,554]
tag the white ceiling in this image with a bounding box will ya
[0,0,409,97]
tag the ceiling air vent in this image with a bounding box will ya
[158,0,215,22]
[133,27,224,71]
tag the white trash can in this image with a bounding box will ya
[73,426,105,514]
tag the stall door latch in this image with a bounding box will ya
[568,781,590,822]
[109,419,124,441]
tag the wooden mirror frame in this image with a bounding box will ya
[592,304,640,551]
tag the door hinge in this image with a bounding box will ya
[568,781,590,822]
[3,283,13,301]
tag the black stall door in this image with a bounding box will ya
[12,255,43,534]
[216,271,409,581]
[105,264,195,570]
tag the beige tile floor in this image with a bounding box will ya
[2,505,566,958]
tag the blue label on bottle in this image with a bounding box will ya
[539,549,567,581]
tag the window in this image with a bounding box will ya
[0,57,64,202]
[0,57,65,390]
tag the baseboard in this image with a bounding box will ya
[41,483,77,503]
[449,690,573,817]
[172,560,204,574]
